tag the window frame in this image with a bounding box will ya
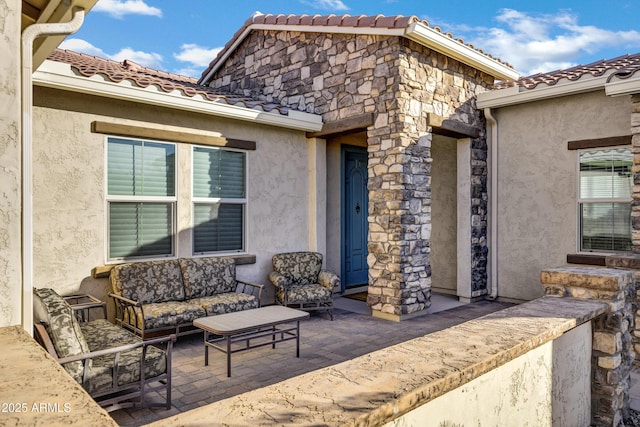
[190,144,248,255]
[576,145,632,254]
[104,136,178,262]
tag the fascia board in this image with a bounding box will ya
[477,76,606,108]
[605,76,640,97]
[405,22,520,82]
[33,61,323,132]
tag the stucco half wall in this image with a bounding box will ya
[0,0,22,327]
[492,90,631,302]
[32,86,316,304]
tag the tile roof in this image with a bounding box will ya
[47,49,289,114]
[199,12,513,83]
[496,53,640,90]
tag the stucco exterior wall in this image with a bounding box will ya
[430,135,457,294]
[386,322,591,427]
[32,87,313,304]
[494,90,631,301]
[0,0,22,327]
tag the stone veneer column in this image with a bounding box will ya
[541,266,635,427]
[366,131,433,321]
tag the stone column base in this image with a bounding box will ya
[372,308,430,322]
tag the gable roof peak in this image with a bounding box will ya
[199,12,518,84]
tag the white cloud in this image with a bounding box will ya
[300,0,349,11]
[463,9,640,75]
[110,48,163,69]
[174,44,222,68]
[58,38,164,69]
[58,38,108,57]
[92,0,162,19]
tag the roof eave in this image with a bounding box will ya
[404,22,519,82]
[34,60,323,132]
[28,0,99,69]
[477,75,608,109]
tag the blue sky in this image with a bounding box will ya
[59,0,640,79]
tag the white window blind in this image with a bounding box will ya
[192,146,246,254]
[107,138,176,260]
[579,148,632,252]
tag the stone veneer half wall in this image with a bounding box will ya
[208,30,494,319]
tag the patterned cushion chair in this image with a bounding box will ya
[33,288,174,412]
[268,252,340,320]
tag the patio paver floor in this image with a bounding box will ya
[110,296,514,426]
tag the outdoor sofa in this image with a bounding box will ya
[109,257,263,339]
[33,288,174,412]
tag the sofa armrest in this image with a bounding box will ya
[318,270,340,291]
[34,323,59,358]
[109,292,145,331]
[236,281,264,306]
[268,271,290,289]
[58,334,176,389]
[108,292,141,307]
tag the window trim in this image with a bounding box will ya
[104,136,178,262]
[576,145,632,255]
[190,144,248,256]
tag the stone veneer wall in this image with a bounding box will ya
[208,30,494,318]
[541,266,635,426]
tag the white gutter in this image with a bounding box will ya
[477,74,608,109]
[34,60,323,132]
[605,75,640,97]
[484,108,498,300]
[21,7,85,334]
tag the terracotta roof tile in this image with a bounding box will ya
[47,49,288,115]
[496,53,640,90]
[199,12,511,83]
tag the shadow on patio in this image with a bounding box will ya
[110,294,513,426]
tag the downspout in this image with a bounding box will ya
[21,6,85,334]
[484,107,499,300]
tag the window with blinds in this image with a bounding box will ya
[107,137,176,260]
[579,147,632,252]
[192,146,246,254]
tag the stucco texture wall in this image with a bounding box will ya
[386,323,591,427]
[430,135,457,294]
[0,0,22,327]
[32,87,311,304]
[494,90,631,301]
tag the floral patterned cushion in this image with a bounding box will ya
[190,293,259,316]
[276,283,333,304]
[126,301,206,331]
[33,288,90,383]
[272,252,323,286]
[179,257,237,299]
[79,319,167,394]
[110,260,185,304]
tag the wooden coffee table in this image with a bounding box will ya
[193,306,310,377]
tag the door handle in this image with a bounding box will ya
[355,202,360,214]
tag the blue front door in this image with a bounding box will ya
[343,147,368,288]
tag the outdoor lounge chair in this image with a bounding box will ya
[33,288,174,412]
[268,251,340,320]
